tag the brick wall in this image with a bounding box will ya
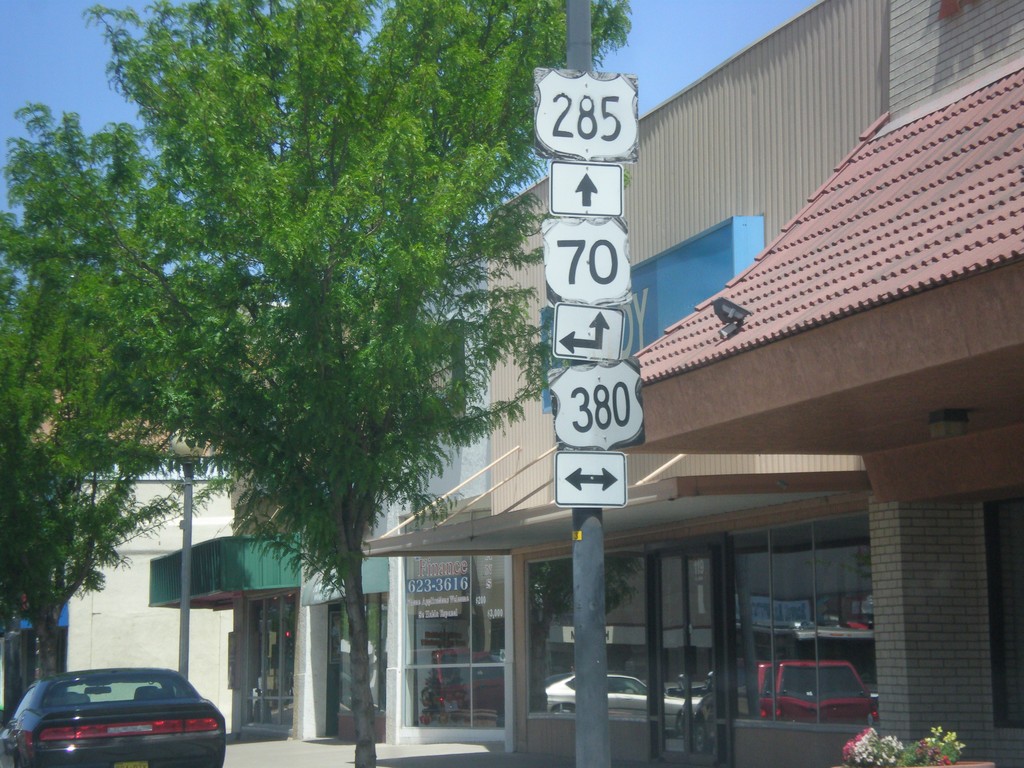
[870,499,1024,766]
[890,0,1024,118]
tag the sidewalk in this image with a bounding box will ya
[224,737,652,768]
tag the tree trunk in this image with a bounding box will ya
[33,605,63,679]
[528,615,553,712]
[3,620,24,716]
[342,556,376,768]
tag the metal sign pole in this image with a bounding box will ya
[566,0,592,73]
[566,5,610,768]
[572,506,610,767]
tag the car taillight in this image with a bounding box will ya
[38,718,219,741]
[21,729,36,760]
[185,718,221,733]
[38,726,78,741]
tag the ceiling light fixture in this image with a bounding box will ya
[928,408,970,438]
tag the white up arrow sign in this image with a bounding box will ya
[549,161,623,218]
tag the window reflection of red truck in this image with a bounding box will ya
[418,650,504,726]
[758,660,878,724]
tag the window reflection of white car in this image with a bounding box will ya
[678,672,715,752]
[545,674,687,718]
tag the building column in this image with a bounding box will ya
[293,600,308,738]
[385,553,403,743]
[869,500,992,739]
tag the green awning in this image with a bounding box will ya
[149,536,301,609]
[299,557,390,606]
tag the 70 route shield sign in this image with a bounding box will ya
[549,358,645,450]
[543,217,630,305]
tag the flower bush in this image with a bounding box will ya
[842,727,965,767]
[905,727,965,766]
[843,728,905,767]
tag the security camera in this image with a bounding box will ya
[712,298,752,339]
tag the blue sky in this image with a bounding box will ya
[1,0,816,206]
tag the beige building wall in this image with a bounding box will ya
[66,480,235,723]
[629,0,889,259]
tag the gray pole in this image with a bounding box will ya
[565,6,611,767]
[566,0,592,71]
[179,459,194,679]
[572,507,610,767]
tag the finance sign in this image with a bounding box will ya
[549,358,645,451]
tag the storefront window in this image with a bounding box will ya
[987,498,1024,726]
[329,594,388,713]
[733,517,876,726]
[404,555,505,728]
[526,554,645,715]
[734,530,770,719]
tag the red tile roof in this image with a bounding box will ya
[638,65,1024,384]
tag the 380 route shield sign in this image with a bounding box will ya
[534,69,639,162]
[549,358,645,451]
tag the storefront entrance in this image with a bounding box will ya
[245,594,296,729]
[652,546,723,765]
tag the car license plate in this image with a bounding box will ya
[114,762,148,768]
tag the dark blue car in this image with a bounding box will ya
[0,668,225,768]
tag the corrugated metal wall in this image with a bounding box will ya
[488,0,888,517]
[630,0,889,260]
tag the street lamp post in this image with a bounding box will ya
[179,458,194,678]
[170,436,204,680]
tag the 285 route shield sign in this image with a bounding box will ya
[534,69,639,162]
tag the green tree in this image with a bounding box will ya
[0,109,176,679]
[77,2,627,764]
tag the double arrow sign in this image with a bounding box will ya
[555,451,627,508]
[566,466,618,491]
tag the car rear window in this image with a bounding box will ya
[43,673,195,707]
[819,667,864,697]
[779,666,817,699]
[771,665,865,700]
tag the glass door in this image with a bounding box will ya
[659,551,718,761]
[246,594,296,728]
